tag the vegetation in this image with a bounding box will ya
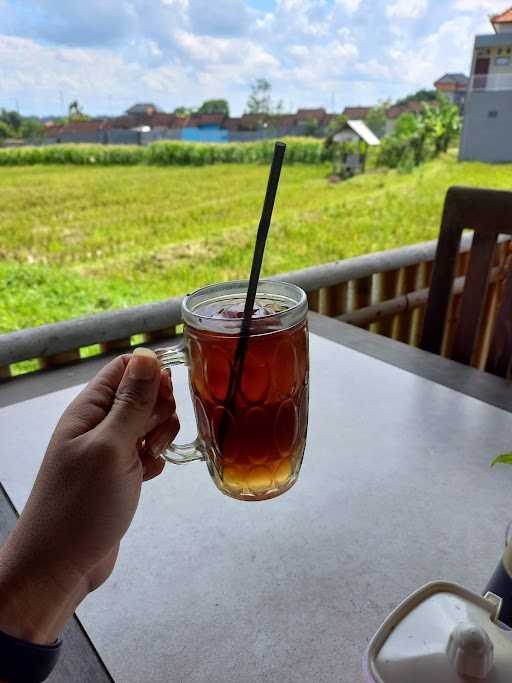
[377,97,461,171]
[0,138,333,166]
[197,99,230,116]
[365,102,390,138]
[395,89,439,106]
[0,108,45,142]
[245,79,284,116]
[2,152,512,340]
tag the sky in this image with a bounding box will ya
[0,0,499,117]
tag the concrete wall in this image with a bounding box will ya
[140,128,182,145]
[459,90,512,162]
[182,125,229,142]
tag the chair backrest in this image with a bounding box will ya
[420,186,512,377]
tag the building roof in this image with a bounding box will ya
[434,73,469,86]
[333,120,380,146]
[491,6,512,25]
[475,33,512,47]
[45,119,109,137]
[188,113,226,127]
[295,108,327,121]
[386,101,424,119]
[222,117,242,131]
[126,103,160,115]
[342,106,371,119]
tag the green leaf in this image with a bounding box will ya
[491,453,512,467]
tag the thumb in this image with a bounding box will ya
[104,348,161,443]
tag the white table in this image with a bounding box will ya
[2,328,512,682]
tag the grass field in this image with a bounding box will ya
[1,151,512,335]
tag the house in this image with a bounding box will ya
[434,73,469,113]
[459,6,512,162]
[342,106,372,120]
[125,103,161,117]
[332,120,380,177]
[45,119,110,144]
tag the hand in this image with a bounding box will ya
[0,348,179,644]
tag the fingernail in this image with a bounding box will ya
[129,348,158,380]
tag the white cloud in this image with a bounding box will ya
[334,0,362,14]
[0,0,496,117]
[385,15,476,86]
[452,0,494,10]
[386,0,428,20]
[356,59,392,80]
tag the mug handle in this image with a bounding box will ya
[155,344,206,465]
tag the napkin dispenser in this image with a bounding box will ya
[364,581,512,683]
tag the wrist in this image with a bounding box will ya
[0,532,88,645]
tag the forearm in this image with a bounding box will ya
[0,528,87,646]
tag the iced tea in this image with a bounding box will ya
[186,298,309,501]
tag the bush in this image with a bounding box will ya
[0,138,334,167]
[377,96,461,171]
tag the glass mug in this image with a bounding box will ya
[156,280,309,501]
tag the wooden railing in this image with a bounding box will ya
[1,233,510,380]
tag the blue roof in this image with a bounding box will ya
[475,34,512,48]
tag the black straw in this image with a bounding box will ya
[220,142,286,444]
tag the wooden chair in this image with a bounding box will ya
[420,186,512,378]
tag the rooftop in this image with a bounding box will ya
[126,103,161,115]
[342,106,372,119]
[475,33,512,48]
[434,73,469,86]
[491,6,512,24]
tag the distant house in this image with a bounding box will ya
[125,103,161,117]
[45,119,110,144]
[434,73,469,113]
[182,113,228,142]
[459,6,512,162]
[342,106,372,120]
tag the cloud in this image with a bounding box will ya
[188,0,250,36]
[0,0,493,116]
[385,15,476,86]
[386,0,428,20]
[452,0,494,10]
[334,0,362,14]
[3,0,137,47]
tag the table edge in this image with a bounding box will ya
[309,312,512,414]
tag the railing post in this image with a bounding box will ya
[307,290,320,312]
[0,365,11,381]
[395,265,419,344]
[144,327,177,343]
[40,350,81,369]
[376,270,399,338]
[351,276,372,331]
[99,339,132,353]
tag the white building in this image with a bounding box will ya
[459,7,512,162]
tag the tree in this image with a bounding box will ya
[246,79,273,115]
[0,121,14,141]
[365,101,390,138]
[395,89,438,106]
[325,114,348,139]
[377,98,461,171]
[0,109,22,133]
[20,117,45,141]
[173,106,192,118]
[197,99,230,116]
[68,100,89,122]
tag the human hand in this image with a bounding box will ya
[0,348,179,644]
